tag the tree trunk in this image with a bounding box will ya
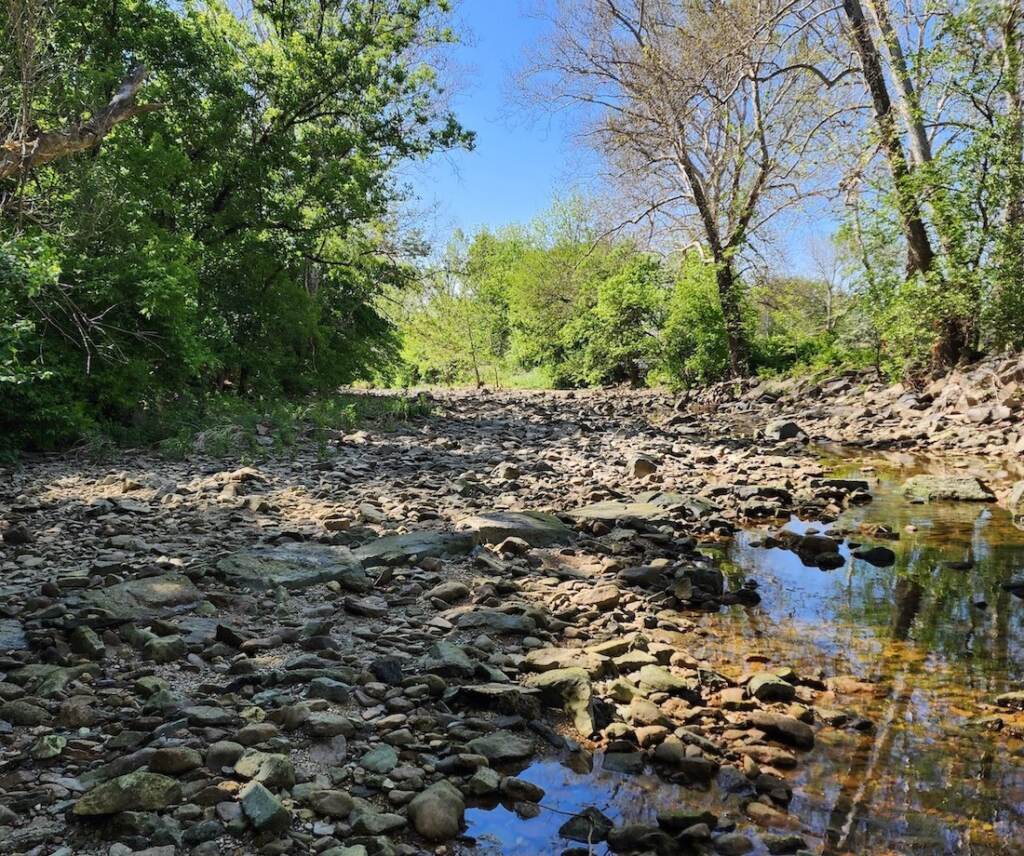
[842,0,935,278]
[715,259,750,380]
[866,0,933,168]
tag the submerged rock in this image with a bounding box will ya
[902,475,994,502]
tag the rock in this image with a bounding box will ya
[453,608,537,635]
[575,584,621,610]
[76,575,202,621]
[524,667,595,734]
[308,712,355,739]
[422,640,475,677]
[344,595,389,617]
[0,699,49,726]
[568,500,669,525]
[424,581,469,603]
[239,781,290,833]
[1007,481,1024,513]
[764,420,805,441]
[747,672,796,703]
[467,766,502,795]
[149,746,203,774]
[234,750,296,789]
[353,531,473,567]
[456,510,572,547]
[637,665,700,701]
[0,619,28,652]
[995,691,1024,710]
[144,634,186,663]
[714,832,754,855]
[763,833,807,854]
[74,771,182,815]
[627,453,659,477]
[307,789,354,819]
[524,647,607,677]
[215,544,371,591]
[69,626,105,658]
[359,745,398,774]
[902,475,994,502]
[501,776,545,803]
[31,734,66,760]
[747,711,814,749]
[466,730,535,763]
[407,780,464,841]
[852,545,896,567]
[308,677,351,703]
[559,806,614,843]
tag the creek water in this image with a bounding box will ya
[461,452,1024,855]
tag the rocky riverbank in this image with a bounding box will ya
[1,382,1023,856]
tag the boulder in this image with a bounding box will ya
[74,771,182,816]
[524,667,595,735]
[902,475,994,502]
[466,730,535,763]
[407,780,464,841]
[215,544,370,591]
[456,511,572,547]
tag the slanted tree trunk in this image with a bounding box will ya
[0,64,159,180]
[842,0,935,279]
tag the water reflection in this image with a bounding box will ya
[462,454,1024,855]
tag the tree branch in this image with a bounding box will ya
[0,64,160,180]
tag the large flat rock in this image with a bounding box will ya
[353,531,473,567]
[215,544,370,591]
[568,500,670,524]
[903,475,994,502]
[76,574,203,621]
[456,511,571,547]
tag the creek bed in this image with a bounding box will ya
[462,452,1024,855]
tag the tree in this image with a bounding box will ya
[524,0,849,378]
[0,0,470,447]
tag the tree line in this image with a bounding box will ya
[2,1,1023,450]
[0,0,468,449]
[508,0,1024,379]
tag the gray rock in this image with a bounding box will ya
[559,806,614,843]
[354,531,473,567]
[524,667,595,735]
[215,544,370,591]
[903,475,994,502]
[239,781,290,833]
[466,730,535,763]
[359,744,398,774]
[747,672,796,703]
[76,575,202,621]
[407,780,464,841]
[456,510,572,547]
[74,771,182,815]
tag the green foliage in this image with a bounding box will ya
[559,256,667,386]
[0,0,468,451]
[659,256,736,386]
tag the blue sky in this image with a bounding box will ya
[407,2,595,240]
[409,2,830,274]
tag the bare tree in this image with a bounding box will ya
[522,0,851,378]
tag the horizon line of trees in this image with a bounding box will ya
[514,0,1024,379]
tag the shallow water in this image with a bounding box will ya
[462,453,1024,855]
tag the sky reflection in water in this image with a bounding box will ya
[463,456,1024,855]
